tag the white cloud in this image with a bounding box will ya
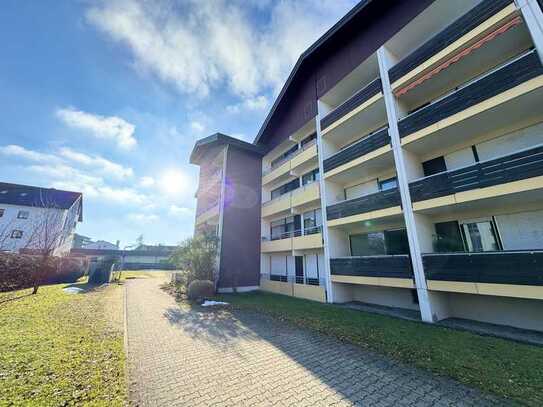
[56,107,137,150]
[127,212,159,223]
[190,121,205,132]
[169,205,194,217]
[86,0,356,98]
[58,147,133,179]
[0,144,59,162]
[139,176,155,187]
[227,95,269,114]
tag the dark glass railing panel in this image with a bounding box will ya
[389,0,513,83]
[330,255,412,279]
[320,78,382,131]
[423,251,543,286]
[270,275,288,282]
[326,188,401,221]
[323,128,390,173]
[398,50,543,138]
[410,145,543,202]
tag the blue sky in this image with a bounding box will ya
[0,0,356,247]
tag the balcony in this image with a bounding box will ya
[398,50,543,149]
[423,251,543,300]
[290,141,318,175]
[195,202,220,226]
[260,274,326,302]
[389,0,518,91]
[323,127,391,178]
[320,78,387,148]
[326,188,402,227]
[409,145,543,211]
[330,255,414,288]
[261,193,292,219]
[262,159,292,186]
[261,227,323,253]
[291,182,320,210]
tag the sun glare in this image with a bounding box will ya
[158,169,189,196]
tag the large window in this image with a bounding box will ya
[434,221,464,252]
[303,209,322,234]
[270,178,300,200]
[301,168,319,185]
[350,229,409,256]
[460,219,502,252]
[270,215,300,240]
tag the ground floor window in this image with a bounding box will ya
[434,218,502,253]
[349,229,409,256]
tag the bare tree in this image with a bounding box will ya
[0,218,17,251]
[24,196,70,294]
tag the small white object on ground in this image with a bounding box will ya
[201,300,229,307]
[63,287,84,294]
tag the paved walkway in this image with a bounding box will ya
[125,278,508,406]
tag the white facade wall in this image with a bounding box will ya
[495,209,543,250]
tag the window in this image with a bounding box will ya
[270,215,300,240]
[434,221,464,252]
[270,178,300,200]
[302,168,319,185]
[11,230,23,239]
[301,132,316,147]
[17,210,29,219]
[378,177,398,191]
[350,229,409,256]
[460,219,502,252]
[422,156,446,177]
[0,208,4,217]
[303,209,322,234]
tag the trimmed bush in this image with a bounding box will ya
[187,280,215,301]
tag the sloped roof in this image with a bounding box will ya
[190,133,265,165]
[0,182,83,221]
[253,0,373,145]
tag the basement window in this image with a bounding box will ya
[17,210,29,219]
[11,230,23,239]
[0,209,4,217]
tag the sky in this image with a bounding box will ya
[0,0,357,247]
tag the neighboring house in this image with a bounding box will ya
[134,244,177,253]
[191,0,543,332]
[0,182,82,255]
[83,240,119,250]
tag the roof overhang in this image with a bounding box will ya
[190,133,265,165]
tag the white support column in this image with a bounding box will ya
[377,47,437,323]
[315,107,334,303]
[518,0,543,63]
[216,145,229,289]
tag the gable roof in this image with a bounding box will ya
[253,0,374,145]
[0,182,83,221]
[190,132,265,165]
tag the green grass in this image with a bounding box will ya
[0,281,126,406]
[217,291,543,406]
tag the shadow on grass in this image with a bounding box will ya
[0,291,33,304]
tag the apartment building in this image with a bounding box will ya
[192,0,543,331]
[0,182,83,255]
[190,133,264,292]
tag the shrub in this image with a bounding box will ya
[187,280,215,301]
[169,232,219,286]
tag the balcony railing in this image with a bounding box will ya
[196,200,219,217]
[389,0,514,84]
[398,50,543,139]
[409,144,543,203]
[320,78,382,131]
[265,225,322,241]
[326,188,401,221]
[262,180,318,207]
[330,255,412,279]
[323,127,390,173]
[423,251,543,286]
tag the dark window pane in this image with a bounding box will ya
[350,232,385,256]
[384,229,410,255]
[301,132,316,147]
[422,156,447,177]
[434,221,464,252]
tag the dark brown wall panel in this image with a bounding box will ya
[218,147,262,289]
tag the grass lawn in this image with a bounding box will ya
[217,291,543,406]
[0,281,126,406]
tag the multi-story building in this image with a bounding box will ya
[190,133,264,292]
[0,182,83,255]
[192,0,543,332]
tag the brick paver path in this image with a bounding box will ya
[125,278,507,406]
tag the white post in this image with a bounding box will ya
[377,46,436,323]
[517,1,543,63]
[315,107,334,303]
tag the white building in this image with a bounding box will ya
[83,240,119,250]
[0,182,83,256]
